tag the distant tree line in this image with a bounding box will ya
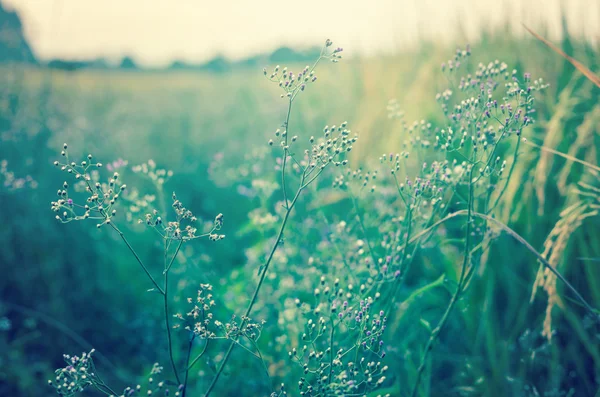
[0,1,322,73]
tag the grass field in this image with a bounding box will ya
[1,30,599,397]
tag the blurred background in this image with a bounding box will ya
[1,0,599,396]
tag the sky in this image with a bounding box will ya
[4,0,600,66]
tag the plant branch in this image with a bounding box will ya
[164,240,183,385]
[489,136,521,211]
[109,223,164,295]
[203,184,304,396]
[187,339,210,371]
[182,334,195,397]
[281,99,293,207]
[410,166,474,397]
[328,315,335,386]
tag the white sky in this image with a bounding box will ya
[4,0,600,66]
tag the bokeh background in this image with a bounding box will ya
[1,0,599,396]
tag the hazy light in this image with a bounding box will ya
[4,0,599,66]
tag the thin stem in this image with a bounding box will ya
[328,315,335,386]
[473,131,506,185]
[90,361,120,396]
[182,334,195,397]
[281,99,293,208]
[301,167,326,189]
[202,62,337,391]
[410,166,474,397]
[165,240,183,385]
[225,339,264,359]
[382,206,413,315]
[164,239,183,274]
[203,186,304,396]
[187,339,210,370]
[349,192,378,267]
[94,383,119,396]
[246,336,272,385]
[320,211,358,286]
[489,136,521,211]
[109,223,164,295]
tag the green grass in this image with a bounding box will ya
[1,32,599,396]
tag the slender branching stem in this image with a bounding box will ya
[319,211,358,285]
[181,334,195,397]
[349,191,378,267]
[94,383,119,396]
[489,136,521,211]
[201,58,339,391]
[246,336,272,385]
[410,166,474,397]
[203,183,305,396]
[109,223,164,295]
[382,206,413,315]
[281,99,293,207]
[164,239,183,385]
[328,315,335,386]
[164,239,183,274]
[187,339,210,371]
[90,361,119,396]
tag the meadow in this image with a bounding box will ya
[1,31,599,397]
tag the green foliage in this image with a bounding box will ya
[1,31,599,397]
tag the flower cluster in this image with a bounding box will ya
[287,274,388,396]
[50,145,125,228]
[141,192,224,241]
[269,121,358,190]
[375,48,550,225]
[174,284,217,338]
[49,350,98,396]
[304,122,357,170]
[435,51,549,170]
[175,284,265,342]
[264,39,343,99]
[441,44,471,72]
[49,350,173,397]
